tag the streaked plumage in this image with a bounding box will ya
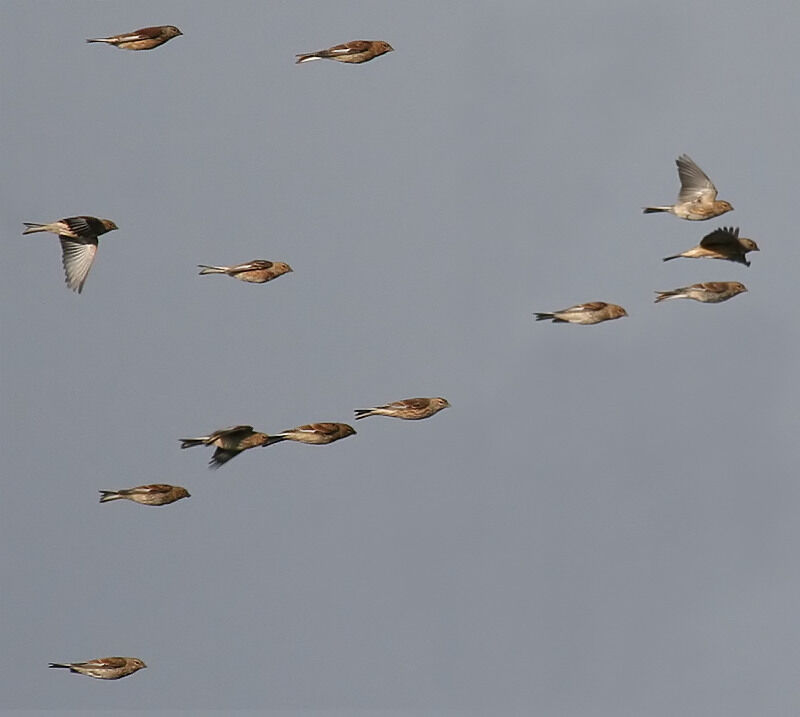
[22,216,118,293]
[643,154,733,220]
[663,226,758,266]
[87,25,182,50]
[99,484,190,506]
[180,425,271,469]
[197,260,293,284]
[654,281,747,304]
[355,397,450,420]
[48,657,146,680]
[295,40,393,64]
[534,302,628,325]
[266,422,356,445]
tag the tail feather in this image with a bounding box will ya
[22,222,47,234]
[295,54,321,64]
[264,435,287,446]
[180,437,206,449]
[642,206,670,214]
[98,491,123,503]
[354,409,373,420]
[48,663,71,669]
[197,265,226,275]
[654,291,679,303]
[534,313,555,321]
[662,254,681,262]
[86,38,114,44]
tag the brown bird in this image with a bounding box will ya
[99,484,190,506]
[22,216,118,293]
[355,397,450,421]
[534,302,628,325]
[198,260,293,284]
[48,657,146,680]
[663,226,759,266]
[265,422,356,445]
[643,154,733,220]
[654,281,747,304]
[295,40,393,64]
[86,25,182,50]
[180,425,271,469]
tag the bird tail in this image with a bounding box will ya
[642,206,670,214]
[295,53,321,64]
[662,254,682,262]
[654,291,679,303]
[264,435,287,446]
[197,265,227,275]
[22,222,47,234]
[98,491,123,503]
[353,409,374,420]
[48,663,71,669]
[86,38,114,44]
[534,312,555,321]
[179,437,206,449]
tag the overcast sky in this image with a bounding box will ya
[3,1,800,715]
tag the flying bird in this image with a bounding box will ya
[265,422,356,445]
[643,154,733,220]
[295,40,393,64]
[180,425,271,469]
[654,281,747,304]
[99,484,190,506]
[86,25,182,50]
[534,302,628,325]
[355,397,450,420]
[198,260,293,284]
[22,216,118,293]
[48,657,146,680]
[663,226,758,266]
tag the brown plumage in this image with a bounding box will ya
[355,397,450,420]
[22,216,118,293]
[295,40,393,64]
[654,281,747,304]
[197,260,293,284]
[534,302,628,325]
[663,226,758,266]
[643,154,733,220]
[48,657,146,680]
[99,484,190,506]
[180,425,271,469]
[266,422,356,445]
[86,25,182,50]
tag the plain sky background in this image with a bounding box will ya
[3,0,800,714]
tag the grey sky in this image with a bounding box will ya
[3,0,800,714]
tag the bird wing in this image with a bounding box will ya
[568,302,608,313]
[699,226,739,248]
[676,154,717,203]
[214,425,255,446]
[126,484,172,496]
[84,657,128,669]
[118,27,163,41]
[325,41,372,55]
[233,260,273,272]
[59,236,98,293]
[394,398,428,410]
[62,216,100,238]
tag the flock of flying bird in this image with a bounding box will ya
[32,23,755,681]
[36,24,440,682]
[535,152,756,324]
